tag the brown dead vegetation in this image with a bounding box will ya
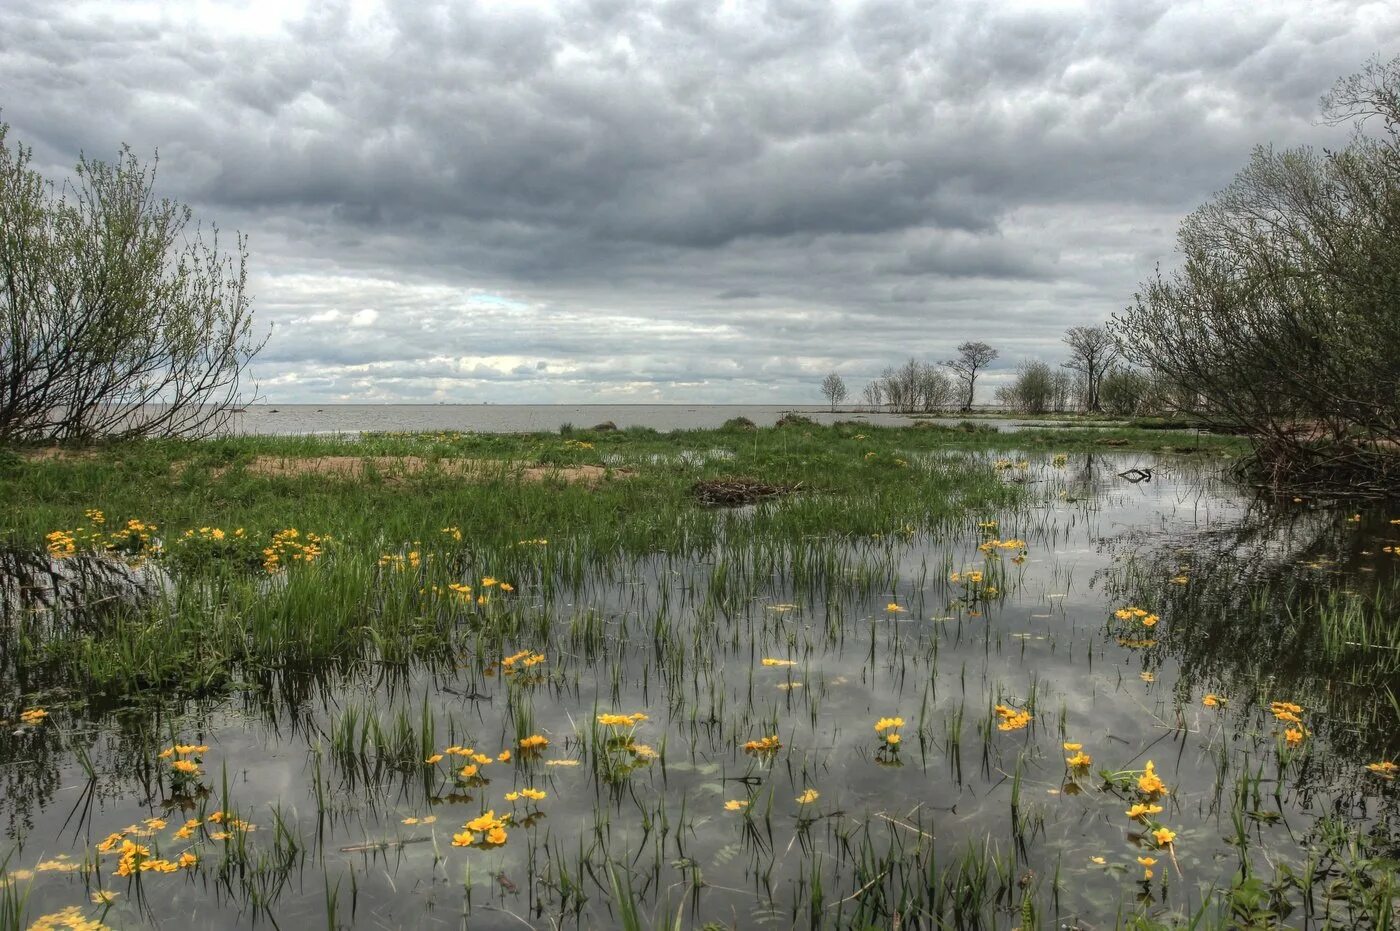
[211,456,632,486]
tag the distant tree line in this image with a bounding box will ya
[822,330,1187,416]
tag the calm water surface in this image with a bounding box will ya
[232,404,1033,435]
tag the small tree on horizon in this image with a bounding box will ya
[820,372,848,411]
[1062,325,1118,412]
[943,341,998,411]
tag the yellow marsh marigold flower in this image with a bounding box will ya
[993,704,1031,731]
[1137,856,1156,879]
[1153,827,1176,847]
[499,583,515,593]
[1367,761,1399,778]
[1284,727,1305,747]
[91,889,119,905]
[486,826,508,845]
[874,717,905,732]
[19,708,48,726]
[886,733,901,746]
[518,735,549,751]
[1203,694,1223,708]
[761,658,797,667]
[452,831,475,847]
[1137,761,1167,797]
[465,811,501,833]
[795,788,819,804]
[425,754,444,764]
[170,759,201,776]
[520,788,546,801]
[1126,803,1163,820]
[481,577,498,588]
[743,735,781,753]
[886,603,905,613]
[724,799,749,811]
[1141,614,1159,627]
[497,750,511,762]
[458,764,479,779]
[1063,742,1082,752]
[1066,751,1092,768]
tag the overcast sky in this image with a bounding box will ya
[2,0,1395,403]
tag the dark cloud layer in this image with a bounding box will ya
[2,0,1396,402]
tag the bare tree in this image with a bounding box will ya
[820,372,848,411]
[1,126,261,442]
[943,341,998,411]
[1061,325,1118,412]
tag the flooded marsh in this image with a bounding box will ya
[2,425,1397,930]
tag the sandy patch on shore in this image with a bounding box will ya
[214,455,632,485]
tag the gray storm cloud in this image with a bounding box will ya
[2,0,1395,402]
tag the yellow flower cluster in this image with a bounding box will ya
[262,528,326,572]
[977,538,1027,555]
[597,712,648,728]
[1137,760,1168,797]
[950,570,985,585]
[379,549,424,570]
[501,650,545,674]
[451,810,510,848]
[795,788,819,804]
[518,734,549,752]
[874,716,905,749]
[27,906,112,931]
[503,788,547,802]
[1063,742,1092,769]
[761,657,797,667]
[1270,701,1307,747]
[46,513,161,560]
[743,734,782,754]
[1202,694,1225,708]
[1367,761,1398,779]
[1114,606,1159,627]
[994,704,1031,732]
[160,743,209,780]
[19,707,48,726]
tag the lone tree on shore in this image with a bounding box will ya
[0,125,261,442]
[1062,325,1118,412]
[943,341,998,410]
[820,372,848,411]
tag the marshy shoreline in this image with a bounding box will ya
[3,422,1399,930]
